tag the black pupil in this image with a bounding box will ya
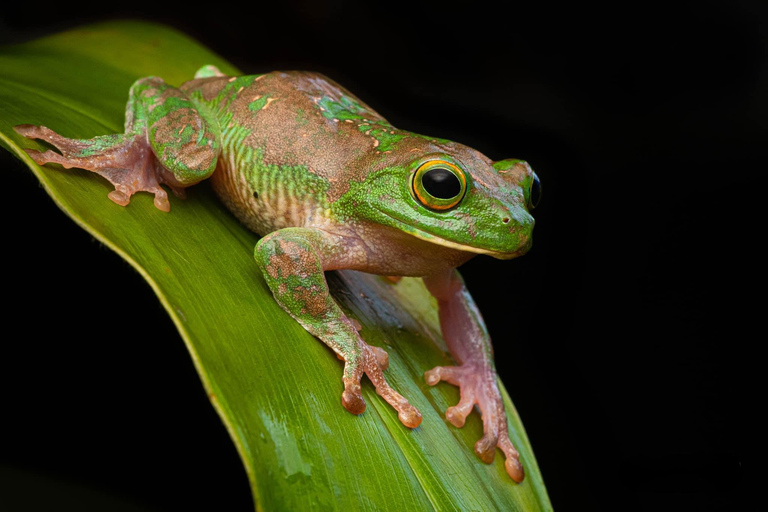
[422,168,461,199]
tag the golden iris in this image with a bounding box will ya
[411,160,467,211]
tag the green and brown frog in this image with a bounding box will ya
[15,65,540,482]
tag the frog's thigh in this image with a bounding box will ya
[253,228,353,342]
[131,77,221,186]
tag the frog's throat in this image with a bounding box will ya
[374,207,522,260]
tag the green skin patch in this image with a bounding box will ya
[317,94,453,152]
[14,65,538,482]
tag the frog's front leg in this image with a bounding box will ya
[423,268,525,482]
[14,76,220,211]
[254,227,422,428]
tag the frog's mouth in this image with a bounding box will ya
[374,207,529,260]
[402,226,529,260]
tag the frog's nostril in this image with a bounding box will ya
[502,217,510,224]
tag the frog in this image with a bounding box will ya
[14,64,540,483]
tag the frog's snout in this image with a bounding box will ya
[497,213,534,259]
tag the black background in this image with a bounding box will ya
[0,1,759,511]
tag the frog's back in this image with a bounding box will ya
[180,71,390,236]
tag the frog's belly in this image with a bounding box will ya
[209,156,324,237]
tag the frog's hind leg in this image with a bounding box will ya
[15,76,221,212]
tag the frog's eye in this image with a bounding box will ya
[411,160,467,211]
[527,171,542,210]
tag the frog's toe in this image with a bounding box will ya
[107,187,131,207]
[342,384,367,415]
[424,365,460,386]
[445,394,474,428]
[15,124,73,154]
[21,147,60,167]
[150,186,171,212]
[398,404,422,428]
[499,436,525,482]
[475,432,499,464]
[13,124,36,137]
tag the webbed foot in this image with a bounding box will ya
[14,124,183,211]
[425,363,524,482]
[342,339,422,428]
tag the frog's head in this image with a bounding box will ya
[356,142,540,260]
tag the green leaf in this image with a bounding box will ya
[0,21,552,511]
